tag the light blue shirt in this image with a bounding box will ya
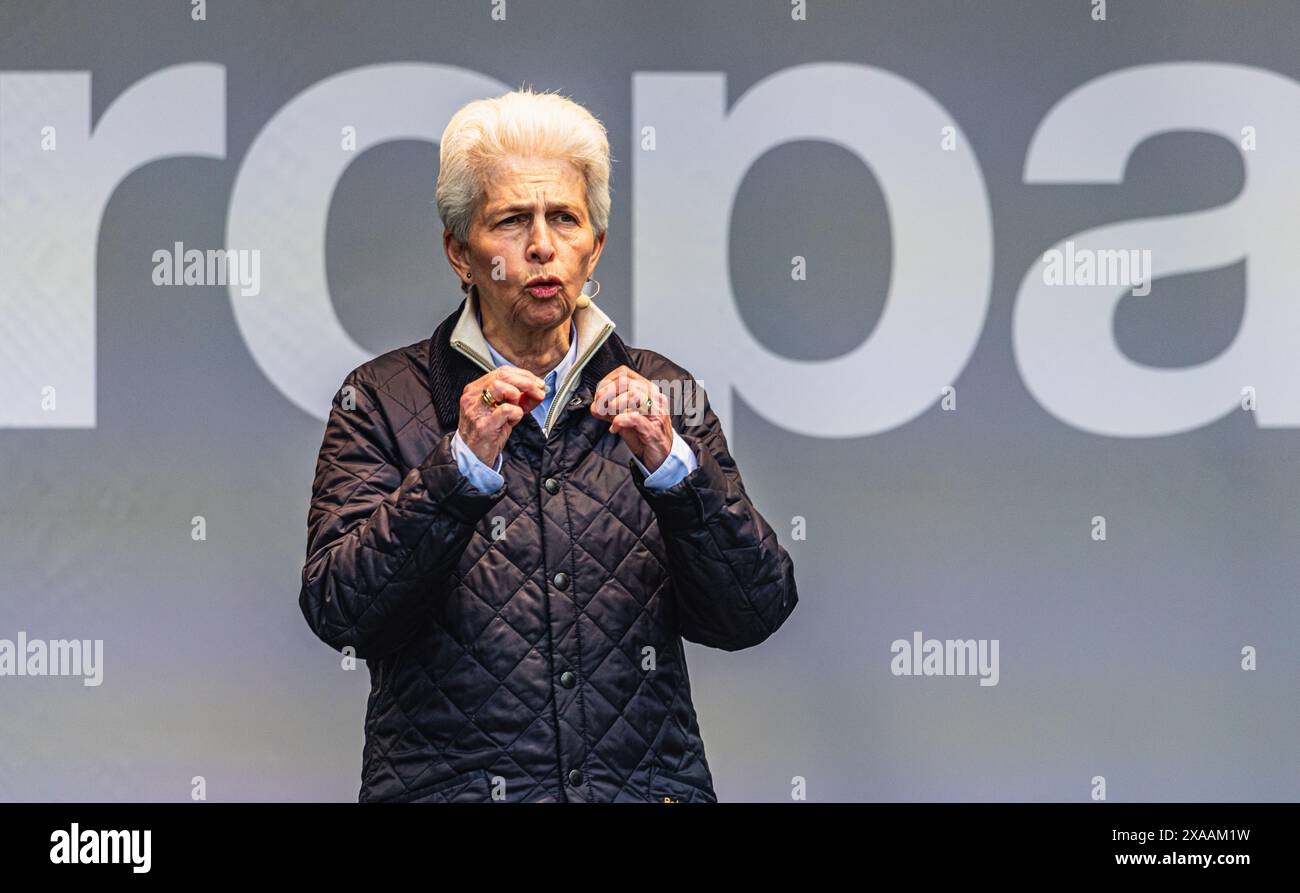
[451,316,698,493]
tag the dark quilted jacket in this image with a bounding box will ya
[298,294,798,803]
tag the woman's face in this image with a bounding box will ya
[449,155,605,335]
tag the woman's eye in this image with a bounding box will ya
[500,213,575,226]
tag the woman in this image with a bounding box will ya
[299,87,798,803]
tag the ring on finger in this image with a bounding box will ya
[481,387,499,409]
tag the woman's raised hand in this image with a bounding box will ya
[458,367,546,467]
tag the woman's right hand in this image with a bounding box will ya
[458,367,547,467]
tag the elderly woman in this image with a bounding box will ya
[299,88,798,803]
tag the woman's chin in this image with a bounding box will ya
[523,297,570,326]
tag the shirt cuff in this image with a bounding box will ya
[451,429,505,493]
[632,429,698,489]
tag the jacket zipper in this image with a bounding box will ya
[454,322,614,438]
[450,339,495,374]
[541,322,613,437]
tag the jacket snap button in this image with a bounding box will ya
[568,769,583,786]
[553,571,569,589]
[544,477,560,494]
[559,670,577,688]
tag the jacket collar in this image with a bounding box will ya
[427,288,633,434]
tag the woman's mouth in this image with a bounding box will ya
[525,280,561,298]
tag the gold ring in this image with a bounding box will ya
[481,387,498,408]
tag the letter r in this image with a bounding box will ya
[0,64,225,427]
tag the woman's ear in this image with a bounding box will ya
[443,230,473,284]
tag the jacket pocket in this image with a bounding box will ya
[647,767,717,804]
[383,769,493,804]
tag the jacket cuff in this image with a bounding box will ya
[419,430,507,524]
[628,432,728,528]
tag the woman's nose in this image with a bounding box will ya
[528,223,556,259]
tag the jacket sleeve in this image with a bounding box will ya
[627,378,798,652]
[299,370,507,660]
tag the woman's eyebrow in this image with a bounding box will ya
[490,202,581,216]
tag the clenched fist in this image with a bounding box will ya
[459,366,546,467]
[591,365,674,473]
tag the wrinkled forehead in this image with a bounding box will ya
[476,155,587,216]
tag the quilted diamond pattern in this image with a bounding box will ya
[298,298,799,803]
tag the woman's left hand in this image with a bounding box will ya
[591,365,673,472]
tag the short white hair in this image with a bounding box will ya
[436,86,612,283]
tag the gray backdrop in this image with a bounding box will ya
[0,0,1296,801]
